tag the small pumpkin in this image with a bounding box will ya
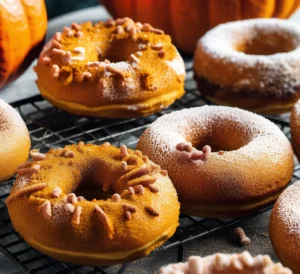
[102,0,300,53]
[0,0,47,89]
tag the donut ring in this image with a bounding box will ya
[160,252,292,274]
[194,19,300,114]
[35,18,185,118]
[137,105,294,218]
[6,142,180,266]
[0,99,30,182]
[270,181,300,273]
[290,99,300,159]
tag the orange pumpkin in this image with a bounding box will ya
[0,0,47,89]
[102,0,300,53]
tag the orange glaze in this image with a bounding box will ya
[35,18,185,118]
[6,142,180,266]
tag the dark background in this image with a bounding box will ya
[45,0,100,19]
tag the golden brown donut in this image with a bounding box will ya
[290,99,300,159]
[6,142,180,266]
[160,252,292,274]
[137,105,294,218]
[0,99,30,182]
[269,181,300,273]
[194,19,300,115]
[35,18,185,118]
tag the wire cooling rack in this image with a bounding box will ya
[0,57,299,274]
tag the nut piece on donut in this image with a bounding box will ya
[6,142,180,266]
[290,99,300,160]
[194,18,300,114]
[269,181,300,273]
[137,105,294,218]
[0,99,30,181]
[159,252,292,274]
[35,18,185,118]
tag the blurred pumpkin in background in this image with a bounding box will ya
[0,0,47,89]
[102,0,300,53]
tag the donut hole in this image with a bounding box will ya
[71,159,120,201]
[188,125,251,152]
[192,139,244,152]
[234,30,299,55]
[103,38,139,62]
[75,184,112,201]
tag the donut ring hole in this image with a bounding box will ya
[103,38,139,62]
[190,135,247,153]
[185,120,253,153]
[70,158,123,201]
[191,139,243,152]
[74,184,113,201]
[234,28,299,55]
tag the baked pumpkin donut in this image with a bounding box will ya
[194,18,300,114]
[270,181,300,273]
[290,99,300,159]
[160,252,292,274]
[137,105,294,218]
[0,99,30,182]
[35,18,185,118]
[6,142,180,266]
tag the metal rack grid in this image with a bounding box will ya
[0,58,298,274]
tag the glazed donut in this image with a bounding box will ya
[137,105,294,218]
[6,142,179,266]
[290,99,300,159]
[194,18,300,115]
[0,99,30,182]
[270,181,300,273]
[160,252,292,274]
[35,18,185,118]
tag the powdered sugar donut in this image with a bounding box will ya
[290,99,300,159]
[270,181,300,273]
[194,18,300,114]
[137,105,294,218]
[35,18,185,118]
[160,252,292,274]
[0,99,30,181]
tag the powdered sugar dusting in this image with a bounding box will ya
[73,47,85,54]
[194,18,300,96]
[137,105,293,205]
[97,62,139,100]
[291,100,300,157]
[14,177,29,190]
[272,181,300,241]
[160,252,292,274]
[107,61,133,72]
[166,51,186,76]
[0,99,27,133]
[292,98,300,122]
[71,56,85,61]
